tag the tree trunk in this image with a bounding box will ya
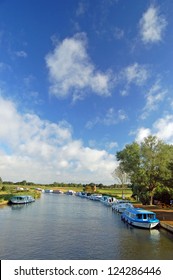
[149,194,153,205]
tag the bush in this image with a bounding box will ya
[1,185,10,191]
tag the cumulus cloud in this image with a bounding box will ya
[134,127,151,143]
[0,96,116,184]
[154,115,173,143]
[45,33,112,101]
[133,115,173,145]
[139,5,167,44]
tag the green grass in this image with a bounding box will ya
[95,188,132,199]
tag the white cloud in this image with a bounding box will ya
[0,96,116,184]
[45,33,112,100]
[122,63,149,86]
[106,141,118,150]
[153,115,173,143]
[86,107,127,129]
[119,63,149,96]
[135,127,151,143]
[139,5,167,44]
[0,96,22,146]
[141,79,167,119]
[134,115,173,145]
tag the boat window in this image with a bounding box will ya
[137,214,142,219]
[148,214,154,219]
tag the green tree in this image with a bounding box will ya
[116,135,173,205]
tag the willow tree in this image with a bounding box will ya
[116,135,173,205]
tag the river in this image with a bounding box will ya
[0,193,173,260]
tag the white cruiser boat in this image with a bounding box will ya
[113,202,134,213]
[100,196,117,206]
[112,199,130,211]
[89,194,103,201]
[9,195,35,204]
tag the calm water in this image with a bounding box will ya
[0,193,173,260]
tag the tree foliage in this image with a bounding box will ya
[116,135,173,204]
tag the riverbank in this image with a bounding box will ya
[0,200,8,206]
[134,204,173,233]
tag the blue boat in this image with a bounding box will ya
[121,207,160,229]
[9,195,35,204]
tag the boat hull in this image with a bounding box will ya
[128,220,159,229]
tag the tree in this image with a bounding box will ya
[140,136,173,204]
[164,159,173,188]
[112,164,130,198]
[116,135,173,205]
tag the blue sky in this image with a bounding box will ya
[0,0,173,184]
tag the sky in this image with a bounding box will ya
[0,0,173,185]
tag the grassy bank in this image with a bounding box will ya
[94,188,132,199]
[0,184,42,205]
[0,184,133,205]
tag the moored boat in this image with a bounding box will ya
[44,189,53,193]
[9,195,35,204]
[112,199,130,211]
[100,196,117,206]
[76,191,86,198]
[65,190,76,195]
[121,207,160,229]
[53,190,64,194]
[113,202,134,213]
[89,194,103,201]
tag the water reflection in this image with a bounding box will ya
[10,204,27,210]
[149,229,161,239]
[0,194,173,260]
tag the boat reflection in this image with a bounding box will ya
[122,221,160,240]
[10,204,27,210]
